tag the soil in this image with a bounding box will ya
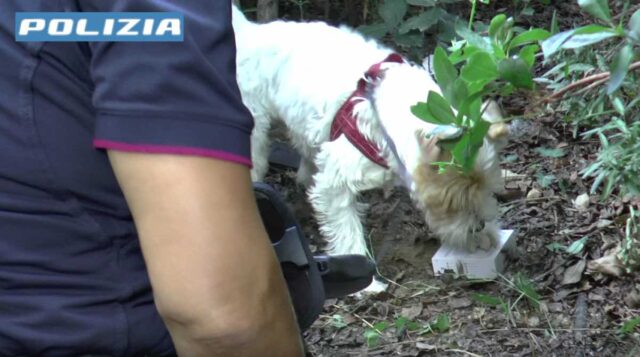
[256,1,640,355]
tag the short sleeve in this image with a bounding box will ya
[86,0,253,167]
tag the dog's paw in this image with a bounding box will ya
[352,279,388,298]
[476,228,499,251]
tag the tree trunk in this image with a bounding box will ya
[257,0,279,23]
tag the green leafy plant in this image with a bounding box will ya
[418,313,450,334]
[541,0,640,198]
[411,11,549,173]
[357,0,464,58]
[618,205,639,273]
[472,292,509,314]
[619,316,640,335]
[545,236,589,255]
[363,313,450,348]
[364,320,389,347]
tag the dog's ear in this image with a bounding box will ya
[481,100,509,143]
[415,129,441,162]
[481,100,503,124]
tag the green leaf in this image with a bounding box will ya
[411,102,439,124]
[546,242,566,252]
[433,47,457,96]
[393,32,424,47]
[411,92,456,125]
[357,23,389,38]
[449,44,481,65]
[379,0,408,29]
[607,44,634,94]
[472,293,504,306]
[541,26,618,58]
[364,321,389,347]
[398,9,440,34]
[430,314,450,333]
[498,57,534,89]
[452,119,489,173]
[629,9,640,41]
[541,29,575,58]
[488,14,507,40]
[331,314,348,329]
[427,91,457,124]
[406,0,436,6]
[455,22,493,53]
[447,78,469,112]
[561,31,618,49]
[612,96,625,115]
[536,172,556,188]
[572,24,615,35]
[461,52,498,83]
[577,0,611,23]
[510,29,551,48]
[364,329,380,347]
[534,147,566,158]
[550,10,559,34]
[518,44,539,68]
[566,236,588,255]
[619,316,640,335]
[514,273,540,308]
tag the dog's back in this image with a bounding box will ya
[232,5,393,134]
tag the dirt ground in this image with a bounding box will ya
[260,1,640,355]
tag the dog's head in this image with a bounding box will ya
[411,103,508,251]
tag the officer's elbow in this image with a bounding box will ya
[158,301,263,348]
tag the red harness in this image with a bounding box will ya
[329,53,404,169]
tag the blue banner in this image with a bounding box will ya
[15,12,184,42]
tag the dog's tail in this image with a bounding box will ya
[232,3,253,31]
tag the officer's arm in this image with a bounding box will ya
[108,150,303,356]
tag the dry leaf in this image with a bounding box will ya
[527,188,542,200]
[587,251,624,277]
[416,341,436,351]
[562,259,586,285]
[449,297,472,309]
[573,193,590,211]
[400,304,422,320]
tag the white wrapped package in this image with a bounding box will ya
[432,230,516,279]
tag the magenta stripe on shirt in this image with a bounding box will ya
[93,139,252,167]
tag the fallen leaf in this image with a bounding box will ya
[448,297,472,309]
[562,259,586,285]
[624,289,640,308]
[501,169,527,181]
[588,251,624,277]
[400,304,422,320]
[416,341,436,350]
[596,219,613,228]
[527,315,540,327]
[527,188,542,200]
[573,193,590,211]
[547,302,564,313]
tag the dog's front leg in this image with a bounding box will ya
[306,142,372,257]
[249,113,272,181]
[308,175,368,257]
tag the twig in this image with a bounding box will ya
[573,293,589,342]
[480,327,617,332]
[444,349,483,357]
[541,61,640,104]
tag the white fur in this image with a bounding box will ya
[232,6,506,260]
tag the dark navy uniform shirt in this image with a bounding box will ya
[0,1,253,355]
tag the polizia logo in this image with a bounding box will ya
[15,12,183,42]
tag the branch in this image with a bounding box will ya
[541,60,640,104]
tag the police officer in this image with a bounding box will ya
[0,1,303,355]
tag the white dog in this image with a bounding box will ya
[232,6,508,270]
